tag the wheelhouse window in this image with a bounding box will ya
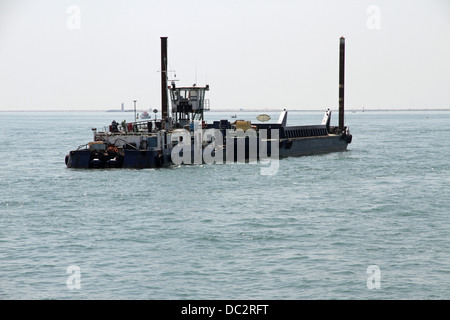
[189,90,198,101]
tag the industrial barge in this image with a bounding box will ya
[65,37,352,169]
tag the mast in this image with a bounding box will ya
[339,36,345,131]
[161,37,168,121]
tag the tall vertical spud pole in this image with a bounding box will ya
[161,37,168,121]
[339,37,345,131]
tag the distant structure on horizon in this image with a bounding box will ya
[107,102,128,112]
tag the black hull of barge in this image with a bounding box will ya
[279,134,350,158]
[65,133,351,169]
[65,149,171,169]
[222,134,350,162]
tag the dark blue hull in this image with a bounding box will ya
[171,134,350,165]
[279,135,350,157]
[65,149,170,169]
[65,133,351,169]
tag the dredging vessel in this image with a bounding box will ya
[65,37,352,169]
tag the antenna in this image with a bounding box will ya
[195,61,197,85]
[167,63,177,80]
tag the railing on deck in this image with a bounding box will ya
[103,119,161,134]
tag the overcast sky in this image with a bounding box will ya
[0,0,449,111]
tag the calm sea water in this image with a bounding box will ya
[0,110,449,300]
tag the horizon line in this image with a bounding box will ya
[1,108,450,112]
